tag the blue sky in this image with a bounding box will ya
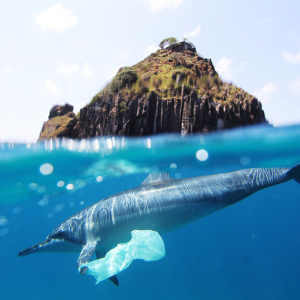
[1,0,300,142]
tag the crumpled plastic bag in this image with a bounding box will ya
[79,230,165,284]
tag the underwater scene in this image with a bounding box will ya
[1,125,300,300]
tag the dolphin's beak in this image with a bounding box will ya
[18,238,58,256]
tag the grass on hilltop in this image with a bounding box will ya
[89,42,256,107]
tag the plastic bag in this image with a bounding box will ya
[79,230,165,284]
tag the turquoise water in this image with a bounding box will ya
[1,125,300,300]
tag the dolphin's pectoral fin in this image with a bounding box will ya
[96,251,120,286]
[141,173,172,186]
[77,241,97,275]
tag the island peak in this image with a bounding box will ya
[39,38,267,140]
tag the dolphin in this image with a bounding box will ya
[19,165,300,284]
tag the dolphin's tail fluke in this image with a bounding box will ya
[287,164,300,184]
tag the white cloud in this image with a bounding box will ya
[240,62,247,68]
[139,0,183,12]
[290,32,300,48]
[117,49,129,59]
[80,62,93,78]
[0,68,13,82]
[215,57,233,80]
[45,79,60,96]
[287,79,300,95]
[66,85,72,94]
[262,17,271,23]
[3,68,13,73]
[254,82,276,103]
[56,62,93,78]
[57,63,78,74]
[184,24,201,38]
[107,67,121,80]
[145,44,159,56]
[34,4,78,32]
[282,52,300,64]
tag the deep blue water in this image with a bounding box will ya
[1,125,300,300]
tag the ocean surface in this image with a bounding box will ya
[1,125,300,300]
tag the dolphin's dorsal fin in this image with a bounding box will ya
[141,173,172,186]
[109,275,119,286]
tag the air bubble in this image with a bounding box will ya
[13,207,21,214]
[28,183,38,191]
[0,228,9,236]
[57,181,65,187]
[66,184,74,190]
[0,216,8,225]
[47,212,54,219]
[196,149,208,161]
[53,204,65,212]
[175,173,182,179]
[96,176,103,182]
[40,163,54,175]
[37,198,49,206]
[37,186,46,193]
[240,157,251,166]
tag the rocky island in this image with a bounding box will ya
[39,38,267,140]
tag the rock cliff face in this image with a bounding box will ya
[48,87,266,139]
[39,41,267,140]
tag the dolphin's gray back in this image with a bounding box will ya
[19,165,300,263]
[56,166,293,252]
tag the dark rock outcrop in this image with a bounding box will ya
[48,104,75,119]
[42,88,267,139]
[39,104,76,140]
[169,41,196,53]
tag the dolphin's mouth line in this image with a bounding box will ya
[18,237,82,256]
[18,238,55,256]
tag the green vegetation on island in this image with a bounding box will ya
[90,39,256,109]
